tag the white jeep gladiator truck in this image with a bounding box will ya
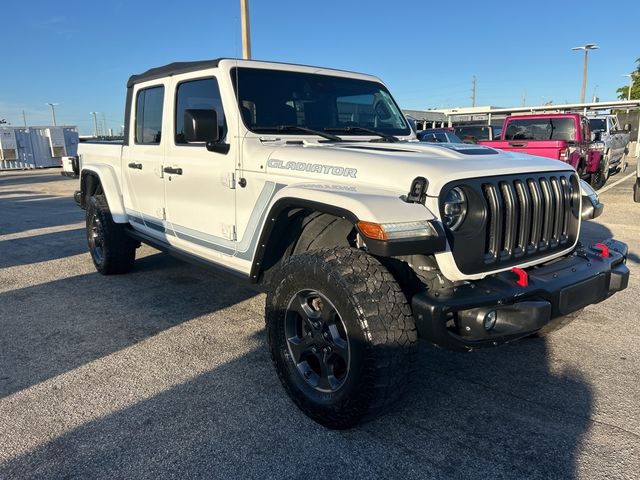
[73,59,629,429]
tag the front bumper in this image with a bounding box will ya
[412,238,629,351]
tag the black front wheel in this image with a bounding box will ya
[266,247,417,429]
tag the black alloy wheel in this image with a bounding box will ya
[88,213,105,265]
[284,289,350,393]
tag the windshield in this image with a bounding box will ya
[454,125,491,141]
[589,119,606,132]
[504,118,576,141]
[418,131,463,143]
[231,67,411,136]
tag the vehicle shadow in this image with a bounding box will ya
[0,252,258,400]
[579,219,614,246]
[0,318,593,479]
[0,171,67,188]
[0,193,81,236]
[0,228,86,268]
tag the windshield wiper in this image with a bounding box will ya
[252,125,342,142]
[325,126,399,142]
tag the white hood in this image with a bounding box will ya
[262,141,573,195]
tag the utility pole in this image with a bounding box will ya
[46,102,59,126]
[22,110,27,127]
[90,112,99,137]
[571,44,598,103]
[240,0,252,59]
[471,76,476,107]
[521,91,527,107]
[102,112,108,136]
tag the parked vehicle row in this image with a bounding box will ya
[419,113,632,191]
[478,113,607,187]
[72,58,629,429]
[587,114,630,175]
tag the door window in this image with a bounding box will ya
[175,77,226,144]
[135,86,165,144]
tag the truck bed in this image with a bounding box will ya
[479,139,567,160]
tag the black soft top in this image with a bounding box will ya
[126,59,224,87]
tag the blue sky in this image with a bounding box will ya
[2,0,639,135]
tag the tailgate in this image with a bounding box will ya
[479,140,566,160]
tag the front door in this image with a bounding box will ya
[163,75,237,263]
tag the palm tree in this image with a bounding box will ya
[617,58,640,100]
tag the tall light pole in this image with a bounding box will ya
[90,112,99,137]
[240,0,251,59]
[622,73,634,101]
[46,102,59,126]
[571,44,599,104]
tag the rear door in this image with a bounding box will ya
[122,82,167,237]
[163,74,237,262]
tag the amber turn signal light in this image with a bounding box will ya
[356,221,387,240]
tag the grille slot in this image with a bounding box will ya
[482,174,576,266]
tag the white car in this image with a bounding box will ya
[72,59,629,428]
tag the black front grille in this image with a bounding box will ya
[441,172,580,275]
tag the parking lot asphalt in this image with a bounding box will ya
[0,163,638,480]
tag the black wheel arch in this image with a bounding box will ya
[251,199,359,284]
[80,171,103,209]
[251,198,447,286]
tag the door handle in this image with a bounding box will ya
[163,166,183,175]
[509,142,527,147]
[128,162,143,170]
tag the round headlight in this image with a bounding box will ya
[443,187,467,231]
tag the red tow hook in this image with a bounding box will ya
[511,267,529,287]
[593,243,610,258]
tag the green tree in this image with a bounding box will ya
[616,58,640,100]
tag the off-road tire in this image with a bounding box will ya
[633,178,640,203]
[531,309,584,337]
[590,156,609,190]
[86,195,136,275]
[266,247,418,429]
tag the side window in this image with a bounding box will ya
[135,86,164,144]
[175,77,226,144]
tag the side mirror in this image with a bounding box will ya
[184,109,219,143]
[591,131,601,142]
[624,123,632,132]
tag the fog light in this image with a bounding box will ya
[483,311,497,331]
